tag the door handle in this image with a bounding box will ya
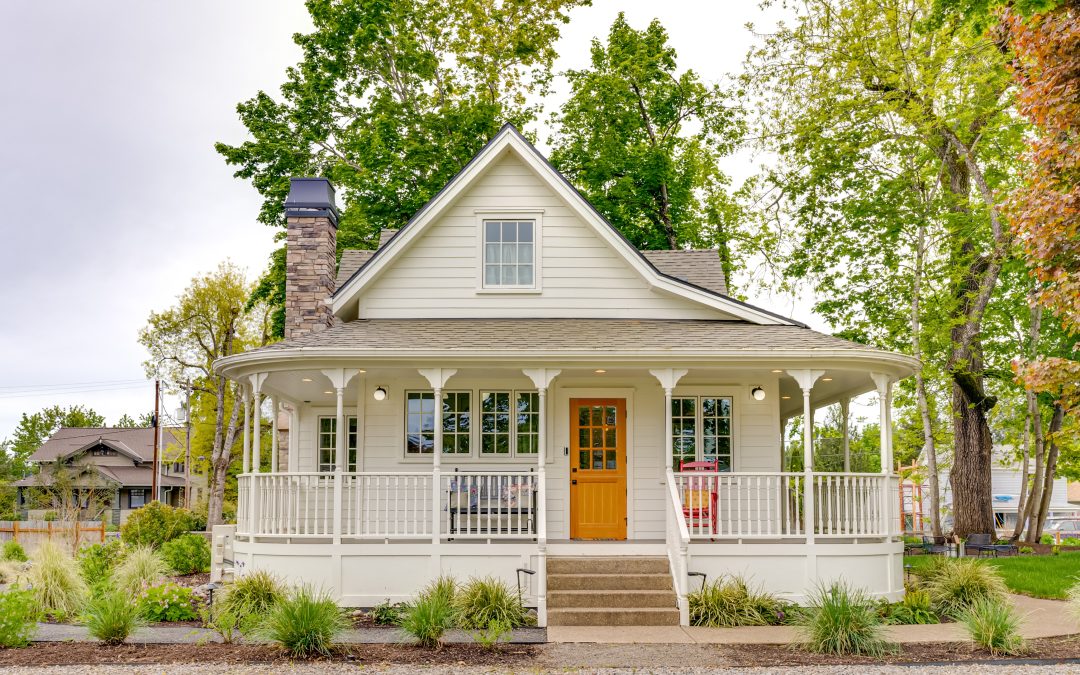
[571,480,577,485]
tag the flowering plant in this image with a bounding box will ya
[137,582,199,622]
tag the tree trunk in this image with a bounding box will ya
[1014,303,1042,542]
[1023,390,1047,544]
[911,221,942,537]
[1031,403,1065,541]
[1010,397,1031,541]
[207,380,241,528]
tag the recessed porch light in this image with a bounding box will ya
[822,377,833,382]
[771,369,783,373]
[594,369,606,374]
[781,395,791,400]
[323,390,333,394]
[358,369,366,373]
[302,377,313,382]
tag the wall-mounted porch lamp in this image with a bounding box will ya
[373,386,388,401]
[751,386,766,401]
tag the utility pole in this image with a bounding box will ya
[151,379,160,503]
[184,379,192,508]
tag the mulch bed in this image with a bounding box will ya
[170,572,211,588]
[0,642,537,668]
[2,636,1077,668]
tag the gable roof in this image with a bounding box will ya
[330,124,800,327]
[28,427,183,464]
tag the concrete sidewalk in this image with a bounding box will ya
[546,595,1077,644]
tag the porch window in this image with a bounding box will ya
[516,392,539,454]
[406,391,470,455]
[481,391,511,454]
[129,489,146,508]
[483,220,534,287]
[318,416,358,471]
[672,396,733,470]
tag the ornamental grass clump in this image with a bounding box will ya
[958,597,1026,656]
[219,570,288,634]
[28,540,87,621]
[797,582,892,656]
[689,576,785,627]
[257,585,347,659]
[113,545,167,596]
[454,576,529,629]
[922,558,1008,619]
[0,588,40,647]
[400,577,457,648]
[1068,581,1080,626]
[82,590,143,645]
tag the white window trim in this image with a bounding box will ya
[399,388,540,461]
[317,415,359,472]
[670,394,736,470]
[479,390,540,458]
[403,390,473,458]
[474,209,544,293]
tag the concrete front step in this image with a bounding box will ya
[548,589,676,609]
[547,572,674,591]
[547,607,681,626]
[547,556,670,575]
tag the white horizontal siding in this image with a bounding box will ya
[356,154,733,320]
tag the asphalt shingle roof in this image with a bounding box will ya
[27,427,183,463]
[254,318,881,354]
[640,250,726,295]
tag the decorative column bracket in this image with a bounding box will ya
[650,369,688,472]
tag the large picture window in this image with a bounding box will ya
[318,416,358,471]
[671,396,733,470]
[483,220,534,287]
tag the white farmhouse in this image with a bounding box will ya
[211,125,917,626]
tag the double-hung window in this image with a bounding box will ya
[671,396,733,470]
[318,416,358,471]
[129,489,146,508]
[405,391,471,455]
[480,390,538,456]
[483,220,535,287]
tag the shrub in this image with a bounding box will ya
[0,588,40,647]
[471,619,512,650]
[78,539,124,586]
[257,586,347,658]
[29,540,87,620]
[798,582,892,656]
[923,558,1008,618]
[160,534,210,575]
[219,570,287,634]
[689,576,784,627]
[2,540,28,562]
[113,545,167,596]
[120,502,199,549]
[1019,546,1035,555]
[958,597,1026,656]
[454,576,529,629]
[42,511,58,522]
[370,600,405,626]
[400,590,454,648]
[881,589,938,625]
[137,582,199,622]
[1041,533,1054,545]
[82,590,143,645]
[201,602,242,644]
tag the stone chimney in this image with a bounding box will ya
[284,177,339,340]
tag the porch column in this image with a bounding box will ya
[247,373,268,537]
[287,402,299,473]
[840,398,851,473]
[871,373,894,540]
[270,396,279,473]
[787,370,824,545]
[241,386,251,474]
[419,369,457,545]
[525,368,561,628]
[323,369,360,544]
[650,369,688,470]
[355,373,366,471]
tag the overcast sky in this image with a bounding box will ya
[0,1,845,440]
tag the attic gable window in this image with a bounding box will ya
[483,220,534,286]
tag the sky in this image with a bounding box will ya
[0,1,860,440]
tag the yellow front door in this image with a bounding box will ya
[569,398,627,540]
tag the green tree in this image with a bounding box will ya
[549,14,745,276]
[745,0,1026,536]
[217,0,588,336]
[114,413,153,429]
[8,405,105,478]
[139,262,271,528]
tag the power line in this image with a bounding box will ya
[0,383,151,400]
[0,378,148,390]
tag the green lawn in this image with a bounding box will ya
[905,552,1080,599]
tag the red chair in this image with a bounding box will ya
[679,459,719,535]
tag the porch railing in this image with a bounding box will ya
[672,471,894,539]
[237,471,537,540]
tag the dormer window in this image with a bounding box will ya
[484,220,534,286]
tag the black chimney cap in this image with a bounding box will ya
[284,177,339,226]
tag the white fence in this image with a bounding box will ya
[237,471,537,540]
[672,472,893,539]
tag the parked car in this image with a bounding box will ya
[1044,518,1080,541]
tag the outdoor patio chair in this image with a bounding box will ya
[921,535,951,555]
[965,533,999,557]
[679,460,719,535]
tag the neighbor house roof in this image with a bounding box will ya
[336,245,728,296]
[249,318,888,355]
[13,465,185,488]
[26,427,183,464]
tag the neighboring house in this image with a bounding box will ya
[15,426,204,525]
[213,125,917,626]
[926,446,1080,535]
